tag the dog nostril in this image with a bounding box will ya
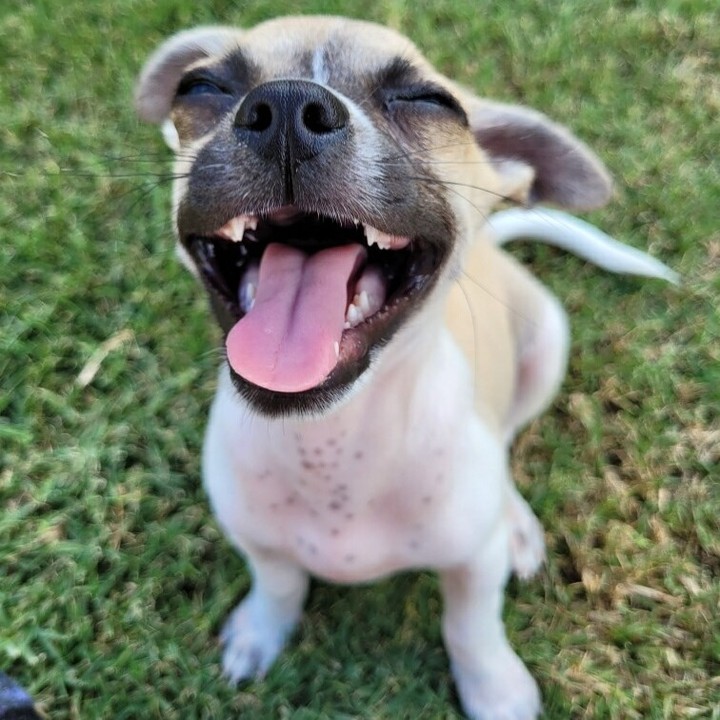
[302,101,346,134]
[239,102,273,132]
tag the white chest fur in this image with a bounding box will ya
[202,335,507,584]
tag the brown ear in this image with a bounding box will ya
[464,98,613,211]
[135,27,243,124]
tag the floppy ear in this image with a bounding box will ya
[463,97,613,211]
[135,26,243,124]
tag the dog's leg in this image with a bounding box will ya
[507,487,545,580]
[504,281,569,444]
[440,524,541,720]
[221,547,309,684]
[498,255,566,583]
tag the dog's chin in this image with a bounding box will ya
[226,355,371,417]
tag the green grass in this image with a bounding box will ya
[1,0,718,718]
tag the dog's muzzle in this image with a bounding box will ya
[175,79,455,414]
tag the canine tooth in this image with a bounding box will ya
[350,291,371,317]
[334,341,340,359]
[344,303,363,328]
[357,291,371,316]
[217,216,246,242]
[216,214,259,242]
[354,267,387,318]
[363,224,411,250]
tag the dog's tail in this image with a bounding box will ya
[488,207,679,284]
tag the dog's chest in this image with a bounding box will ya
[209,409,484,583]
[262,439,453,580]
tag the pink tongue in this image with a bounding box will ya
[226,242,366,392]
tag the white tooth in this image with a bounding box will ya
[216,214,259,242]
[345,303,362,328]
[364,224,379,248]
[357,291,371,316]
[334,341,340,359]
[363,225,392,250]
[377,235,393,250]
[363,224,411,250]
[217,216,246,242]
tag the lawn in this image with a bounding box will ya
[1,0,718,718]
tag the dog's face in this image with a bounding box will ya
[136,16,611,416]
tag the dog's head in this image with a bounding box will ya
[136,16,611,416]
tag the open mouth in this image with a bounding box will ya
[185,206,445,398]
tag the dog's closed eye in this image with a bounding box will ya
[382,83,467,120]
[176,74,232,97]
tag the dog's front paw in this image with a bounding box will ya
[219,595,298,684]
[508,490,545,580]
[452,646,541,720]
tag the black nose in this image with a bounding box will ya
[235,80,349,162]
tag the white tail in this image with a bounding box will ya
[489,207,679,285]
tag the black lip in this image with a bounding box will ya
[184,212,447,416]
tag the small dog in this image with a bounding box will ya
[135,16,675,719]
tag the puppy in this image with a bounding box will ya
[135,16,675,719]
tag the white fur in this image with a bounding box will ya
[490,208,679,284]
[311,46,330,84]
[160,118,180,152]
[204,317,544,717]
